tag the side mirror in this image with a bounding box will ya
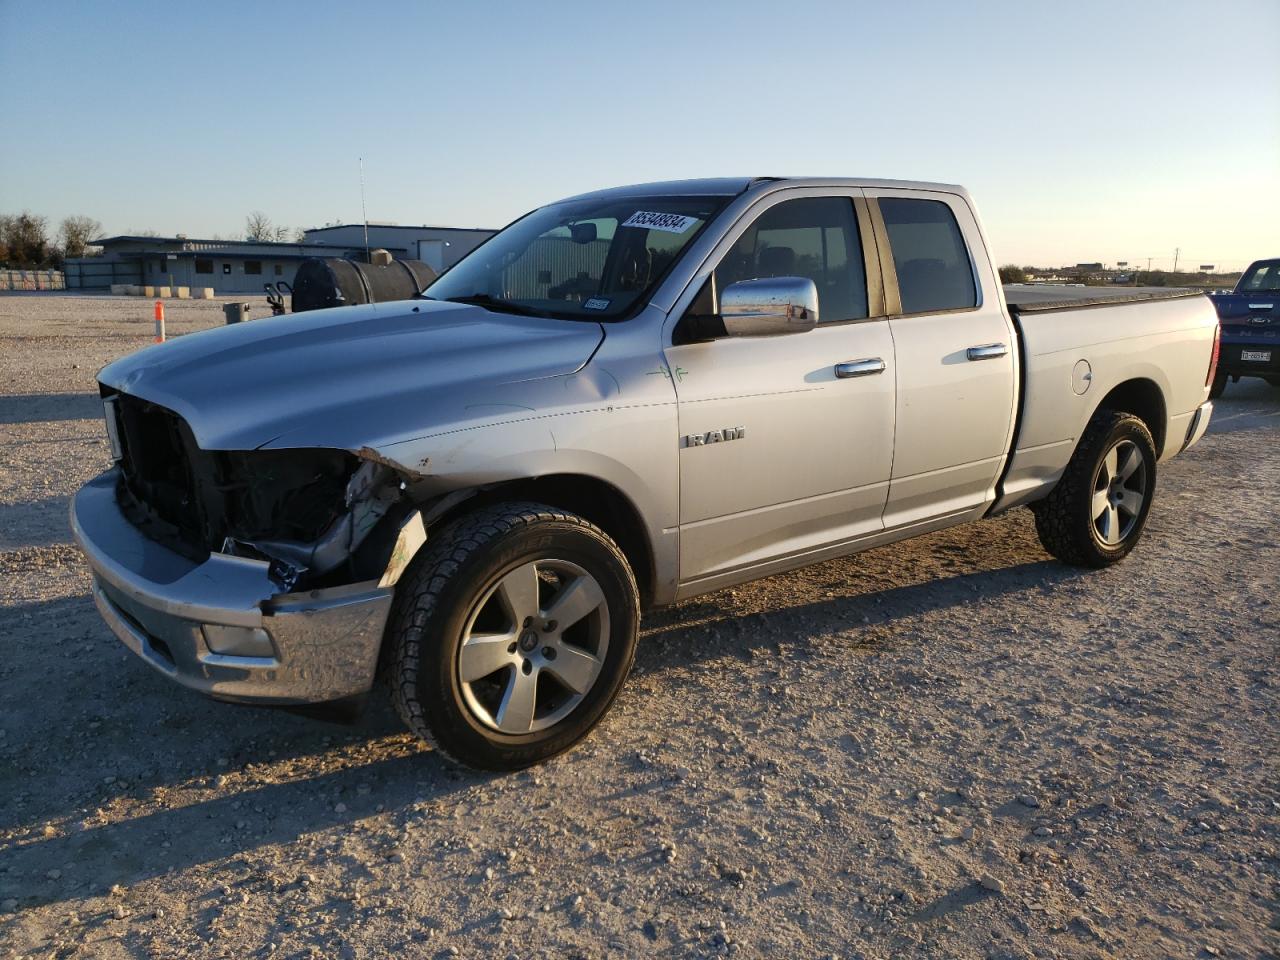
[719,276,819,336]
[569,222,598,245]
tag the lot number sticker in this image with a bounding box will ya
[622,211,698,234]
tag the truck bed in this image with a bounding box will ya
[1004,285,1201,312]
[994,289,1218,514]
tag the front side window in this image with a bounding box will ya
[424,194,730,321]
[711,196,868,323]
[879,198,976,314]
[1240,260,1280,292]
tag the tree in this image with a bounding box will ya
[245,211,276,242]
[998,264,1027,284]
[59,215,103,258]
[245,212,301,243]
[2,212,50,266]
[0,214,12,264]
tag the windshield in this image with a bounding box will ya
[423,194,730,320]
[1239,260,1280,293]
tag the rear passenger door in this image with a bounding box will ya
[862,189,1017,527]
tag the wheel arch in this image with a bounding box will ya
[1091,377,1167,454]
[424,474,657,609]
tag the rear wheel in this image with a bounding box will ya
[387,502,639,770]
[1209,370,1227,399]
[1032,410,1157,568]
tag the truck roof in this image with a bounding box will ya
[561,177,970,202]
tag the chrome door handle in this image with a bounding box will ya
[834,358,886,378]
[966,343,1008,361]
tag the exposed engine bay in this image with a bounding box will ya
[105,388,413,593]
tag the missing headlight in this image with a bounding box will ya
[217,455,404,591]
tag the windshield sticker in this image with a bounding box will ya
[621,211,698,234]
[583,297,611,311]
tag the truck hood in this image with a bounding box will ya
[99,299,605,452]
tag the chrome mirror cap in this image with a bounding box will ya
[719,276,819,336]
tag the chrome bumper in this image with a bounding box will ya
[1182,400,1213,452]
[71,469,395,705]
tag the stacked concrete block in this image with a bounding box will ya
[198,288,215,299]
[156,286,171,298]
[173,287,190,299]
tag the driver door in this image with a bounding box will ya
[664,191,896,591]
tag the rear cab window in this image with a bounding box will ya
[878,197,977,314]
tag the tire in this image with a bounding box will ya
[387,501,639,770]
[1208,370,1227,399]
[1032,410,1158,568]
[1265,376,1280,389]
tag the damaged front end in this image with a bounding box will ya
[217,454,404,593]
[73,390,429,707]
[107,389,416,594]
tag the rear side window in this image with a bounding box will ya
[879,198,976,314]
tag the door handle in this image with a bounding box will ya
[834,358,886,378]
[966,343,1008,361]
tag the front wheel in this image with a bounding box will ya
[387,502,639,770]
[1032,410,1158,568]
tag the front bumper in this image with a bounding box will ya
[71,469,394,705]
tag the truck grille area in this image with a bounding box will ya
[110,391,211,561]
[104,389,360,564]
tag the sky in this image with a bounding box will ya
[1,0,1277,270]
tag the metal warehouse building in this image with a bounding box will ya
[64,223,495,294]
[301,224,495,273]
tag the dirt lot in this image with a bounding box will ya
[0,292,1276,960]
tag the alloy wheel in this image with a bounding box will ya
[457,559,610,734]
[1091,439,1147,546]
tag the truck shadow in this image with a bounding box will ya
[0,392,104,424]
[2,514,1082,911]
[635,540,1086,676]
[0,497,79,551]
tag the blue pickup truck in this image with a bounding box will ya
[1209,258,1280,397]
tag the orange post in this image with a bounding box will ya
[153,300,166,343]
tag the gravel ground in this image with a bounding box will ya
[0,292,1276,960]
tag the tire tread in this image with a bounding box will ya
[1032,409,1155,568]
[386,501,634,767]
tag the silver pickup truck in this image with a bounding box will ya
[73,177,1220,769]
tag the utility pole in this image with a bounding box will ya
[359,157,370,264]
[1173,248,1180,273]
